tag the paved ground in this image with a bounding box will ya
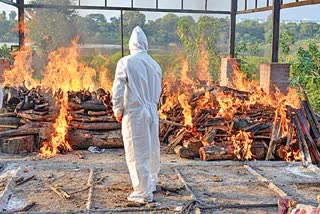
[0,147,319,213]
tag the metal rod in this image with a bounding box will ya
[105,0,107,7]
[267,0,270,7]
[271,0,281,62]
[255,0,258,8]
[17,0,25,50]
[79,0,80,6]
[22,4,231,14]
[156,0,158,9]
[181,0,183,10]
[121,10,124,58]
[205,0,208,10]
[229,0,237,58]
[245,0,247,10]
[131,0,133,8]
[0,0,18,7]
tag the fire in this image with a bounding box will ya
[4,35,113,158]
[3,22,37,88]
[159,94,177,120]
[231,131,253,160]
[39,99,72,158]
[197,43,210,81]
[178,94,193,127]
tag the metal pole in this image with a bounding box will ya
[229,0,237,58]
[205,0,208,10]
[105,0,107,7]
[181,0,183,10]
[271,0,281,62]
[18,0,25,50]
[156,0,158,9]
[121,10,124,57]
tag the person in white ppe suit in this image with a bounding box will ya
[0,84,3,109]
[112,26,162,204]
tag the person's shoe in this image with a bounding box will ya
[127,192,153,204]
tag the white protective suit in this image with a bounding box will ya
[112,26,162,203]
[0,84,3,109]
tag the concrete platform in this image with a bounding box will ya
[0,147,319,213]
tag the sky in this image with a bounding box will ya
[0,0,319,22]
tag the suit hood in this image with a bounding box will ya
[129,26,148,54]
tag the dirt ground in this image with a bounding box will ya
[0,146,319,213]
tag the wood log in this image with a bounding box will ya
[168,129,187,152]
[20,109,49,116]
[69,115,117,123]
[182,138,203,158]
[66,129,123,149]
[266,110,281,160]
[160,119,185,127]
[199,141,267,161]
[292,112,312,165]
[68,101,107,111]
[202,127,218,146]
[0,135,37,154]
[0,128,39,138]
[301,101,320,148]
[16,113,54,122]
[69,121,121,130]
[295,109,320,164]
[0,113,16,117]
[87,111,109,116]
[199,144,235,161]
[0,117,21,126]
[251,141,268,160]
[299,85,320,131]
[174,145,195,159]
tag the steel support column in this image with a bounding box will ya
[229,0,237,58]
[271,0,281,62]
[17,0,25,50]
[120,10,124,57]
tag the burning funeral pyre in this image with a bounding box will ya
[0,40,319,164]
[0,40,121,157]
[159,65,320,165]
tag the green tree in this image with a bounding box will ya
[279,30,295,60]
[123,11,146,38]
[177,16,220,81]
[290,43,320,112]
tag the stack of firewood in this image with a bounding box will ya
[0,85,56,154]
[160,82,320,164]
[66,89,122,150]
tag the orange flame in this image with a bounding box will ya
[178,94,193,127]
[231,131,253,160]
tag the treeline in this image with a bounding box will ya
[0,11,18,42]
[1,9,320,48]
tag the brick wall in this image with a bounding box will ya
[260,63,290,94]
[220,58,241,87]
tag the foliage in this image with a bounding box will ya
[0,44,14,64]
[279,30,295,61]
[28,0,80,53]
[177,16,220,81]
[290,42,320,112]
